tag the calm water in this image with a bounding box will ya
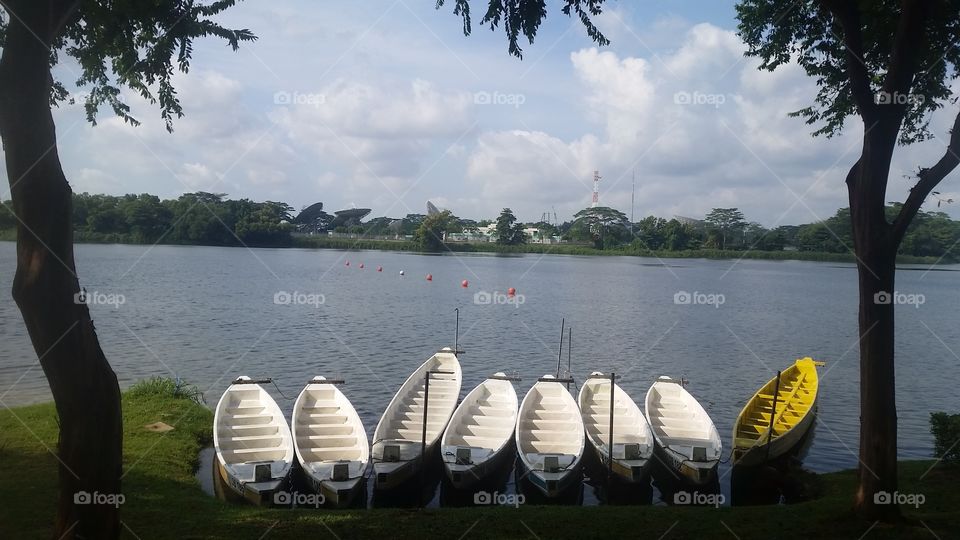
[2,242,958,504]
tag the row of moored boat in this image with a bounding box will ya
[214,348,823,506]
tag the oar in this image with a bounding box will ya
[765,370,782,462]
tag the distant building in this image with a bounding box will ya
[674,215,704,227]
[330,208,372,229]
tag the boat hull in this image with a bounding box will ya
[372,349,462,491]
[655,444,718,485]
[518,459,581,497]
[731,358,823,467]
[217,461,289,506]
[373,443,436,490]
[443,442,513,490]
[589,442,652,483]
[733,404,817,466]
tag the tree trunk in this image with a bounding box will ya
[848,131,901,521]
[0,3,123,539]
[853,248,900,520]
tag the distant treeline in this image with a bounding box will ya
[0,192,957,262]
[0,192,295,247]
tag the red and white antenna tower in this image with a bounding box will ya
[591,170,601,207]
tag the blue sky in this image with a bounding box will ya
[6,0,959,225]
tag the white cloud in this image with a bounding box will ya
[12,3,958,226]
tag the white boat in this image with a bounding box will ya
[214,376,294,505]
[516,375,585,497]
[371,348,462,490]
[292,376,370,507]
[441,372,518,489]
[578,372,654,483]
[645,376,721,485]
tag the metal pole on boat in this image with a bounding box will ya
[556,318,565,378]
[765,370,782,462]
[454,307,460,355]
[420,372,431,507]
[566,327,573,391]
[608,372,615,483]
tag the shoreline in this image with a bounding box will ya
[0,235,952,265]
[1,380,956,539]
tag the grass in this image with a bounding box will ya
[293,236,950,264]
[0,231,949,264]
[0,383,957,539]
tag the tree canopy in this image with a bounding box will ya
[737,0,960,144]
[437,0,609,58]
[0,1,256,132]
[495,207,526,245]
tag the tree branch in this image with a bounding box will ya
[891,109,960,244]
[821,0,876,122]
[874,0,930,135]
[882,0,928,98]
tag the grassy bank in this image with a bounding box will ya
[0,232,949,263]
[291,236,948,264]
[0,382,956,539]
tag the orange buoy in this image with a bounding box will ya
[461,280,469,288]
[377,266,383,272]
[359,263,364,269]
[507,287,516,296]
[426,274,433,281]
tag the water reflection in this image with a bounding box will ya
[730,421,819,506]
[370,447,443,508]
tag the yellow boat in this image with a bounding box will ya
[731,357,824,466]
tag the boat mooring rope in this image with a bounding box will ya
[269,380,296,401]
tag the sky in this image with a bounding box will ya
[6,0,960,226]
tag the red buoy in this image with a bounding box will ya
[377,266,383,272]
[426,274,433,281]
[461,280,469,288]
[507,287,517,296]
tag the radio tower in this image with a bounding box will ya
[591,170,601,208]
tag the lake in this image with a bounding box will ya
[1,241,958,505]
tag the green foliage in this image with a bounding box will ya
[495,208,526,245]
[39,1,257,132]
[438,0,609,59]
[400,214,426,236]
[569,206,629,249]
[63,192,293,246]
[415,210,455,251]
[931,412,960,464]
[126,376,204,405]
[736,1,960,143]
[704,208,747,250]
